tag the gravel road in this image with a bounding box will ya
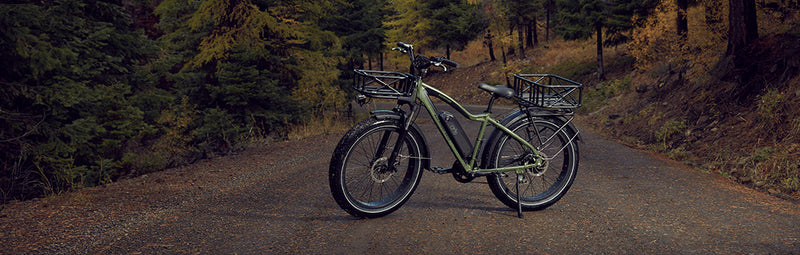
[2,104,799,254]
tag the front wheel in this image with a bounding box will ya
[487,117,579,211]
[329,117,424,218]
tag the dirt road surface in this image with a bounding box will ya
[2,104,799,254]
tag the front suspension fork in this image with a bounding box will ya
[376,103,418,171]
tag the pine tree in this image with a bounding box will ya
[385,0,435,50]
[385,0,487,60]
[1,0,155,200]
[556,0,606,78]
[153,0,344,150]
[498,0,541,59]
[325,0,389,70]
[428,0,489,59]
[556,0,656,79]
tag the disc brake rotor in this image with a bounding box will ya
[370,157,395,183]
[526,152,548,177]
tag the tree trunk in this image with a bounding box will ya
[724,0,759,96]
[533,17,539,46]
[676,0,688,40]
[726,0,758,56]
[526,19,534,48]
[507,22,515,56]
[545,8,550,41]
[446,45,451,60]
[596,24,605,80]
[502,45,507,64]
[489,45,496,61]
[485,31,496,61]
[518,16,525,59]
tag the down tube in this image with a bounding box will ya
[415,86,468,165]
[415,83,493,170]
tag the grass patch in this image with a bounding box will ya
[755,88,787,134]
[541,60,596,81]
[579,74,632,114]
[742,145,800,191]
[287,111,361,140]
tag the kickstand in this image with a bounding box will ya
[516,173,523,218]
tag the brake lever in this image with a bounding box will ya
[429,57,448,72]
[433,62,448,72]
[391,47,407,54]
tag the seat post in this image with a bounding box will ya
[485,96,497,113]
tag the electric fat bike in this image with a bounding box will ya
[329,42,583,218]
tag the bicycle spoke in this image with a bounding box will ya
[489,117,577,211]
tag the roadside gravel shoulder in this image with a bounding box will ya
[0,135,336,254]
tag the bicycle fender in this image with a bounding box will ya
[370,110,432,171]
[371,110,402,120]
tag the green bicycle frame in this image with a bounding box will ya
[410,78,544,175]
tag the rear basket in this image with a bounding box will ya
[353,69,415,99]
[513,74,583,109]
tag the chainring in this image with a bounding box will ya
[451,160,475,183]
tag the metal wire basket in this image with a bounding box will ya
[513,74,583,109]
[353,69,415,99]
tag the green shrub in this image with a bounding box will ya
[579,74,632,114]
[756,89,786,134]
[655,119,687,152]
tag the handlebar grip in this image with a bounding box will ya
[441,59,459,68]
[430,56,460,68]
[397,42,412,49]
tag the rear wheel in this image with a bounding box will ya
[487,117,578,211]
[329,117,424,218]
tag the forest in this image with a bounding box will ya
[2,0,798,203]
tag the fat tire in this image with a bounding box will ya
[487,117,579,211]
[329,117,424,218]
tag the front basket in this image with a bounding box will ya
[513,74,583,109]
[353,69,415,99]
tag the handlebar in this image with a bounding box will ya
[392,42,459,75]
[431,56,459,68]
[397,42,413,50]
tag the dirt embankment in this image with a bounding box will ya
[589,33,800,200]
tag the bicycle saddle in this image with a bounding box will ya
[478,83,515,99]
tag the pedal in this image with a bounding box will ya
[429,166,452,174]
